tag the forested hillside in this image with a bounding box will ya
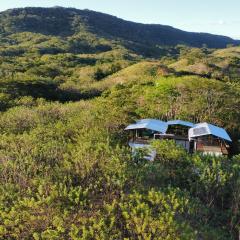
[0,7,240,239]
[0,7,240,57]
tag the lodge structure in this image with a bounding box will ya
[125,119,232,159]
[188,122,231,156]
[125,119,168,160]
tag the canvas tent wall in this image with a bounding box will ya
[125,119,168,145]
[189,122,231,155]
[125,119,168,133]
[189,122,232,142]
[165,120,195,150]
[167,120,195,128]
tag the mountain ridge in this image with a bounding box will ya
[0,7,239,52]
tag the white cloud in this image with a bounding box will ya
[218,20,225,25]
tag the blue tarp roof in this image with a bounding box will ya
[125,119,231,142]
[189,122,232,142]
[167,120,195,128]
[125,119,168,133]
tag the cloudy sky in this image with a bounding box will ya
[1,0,239,39]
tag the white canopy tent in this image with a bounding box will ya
[125,119,168,134]
[167,120,195,128]
[189,122,232,142]
[125,119,232,157]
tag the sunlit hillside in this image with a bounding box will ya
[0,7,240,240]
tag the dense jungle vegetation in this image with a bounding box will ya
[0,7,240,239]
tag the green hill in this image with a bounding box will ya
[164,46,240,82]
[0,7,240,240]
[0,7,239,58]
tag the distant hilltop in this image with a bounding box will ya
[0,7,239,52]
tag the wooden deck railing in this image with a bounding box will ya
[196,142,228,155]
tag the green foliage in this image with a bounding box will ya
[0,6,239,239]
[0,95,238,239]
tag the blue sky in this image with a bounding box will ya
[1,0,239,39]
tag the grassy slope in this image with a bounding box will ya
[0,7,240,239]
[0,7,239,56]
